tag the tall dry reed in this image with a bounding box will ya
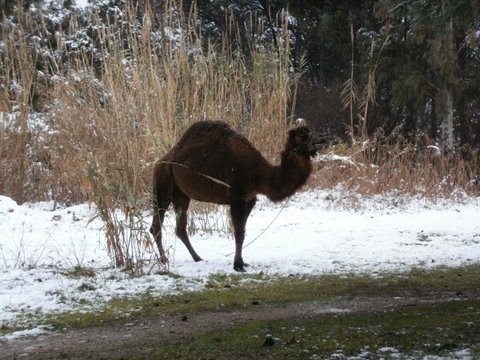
[0,2,298,269]
[312,138,480,198]
[1,2,297,205]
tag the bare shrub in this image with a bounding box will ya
[187,201,231,237]
[86,161,160,273]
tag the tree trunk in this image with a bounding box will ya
[429,96,437,140]
[457,95,471,145]
[441,84,454,153]
[440,12,455,153]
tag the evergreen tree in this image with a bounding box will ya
[375,0,480,148]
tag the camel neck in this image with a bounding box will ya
[260,151,312,203]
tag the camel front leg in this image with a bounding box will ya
[230,197,256,272]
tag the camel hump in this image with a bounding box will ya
[185,120,230,133]
[174,120,256,153]
[173,120,232,147]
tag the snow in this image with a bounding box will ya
[75,0,92,9]
[0,326,51,342]
[74,0,90,9]
[1,189,479,336]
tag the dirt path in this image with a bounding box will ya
[1,293,471,359]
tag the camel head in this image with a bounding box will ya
[287,125,318,158]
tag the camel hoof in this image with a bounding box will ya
[233,262,249,272]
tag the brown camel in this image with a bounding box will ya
[150,120,318,271]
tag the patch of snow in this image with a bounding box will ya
[0,189,479,329]
[1,326,51,341]
[74,0,90,9]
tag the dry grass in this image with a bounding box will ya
[0,2,297,268]
[0,3,295,206]
[311,138,480,198]
[4,4,476,207]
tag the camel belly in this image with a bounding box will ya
[187,186,230,204]
[172,168,231,204]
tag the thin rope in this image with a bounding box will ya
[226,197,291,256]
[157,160,290,255]
[158,160,231,188]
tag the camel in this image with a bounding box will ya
[150,120,318,271]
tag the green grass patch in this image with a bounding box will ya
[2,264,479,338]
[39,264,480,332]
[135,300,480,360]
[48,299,480,360]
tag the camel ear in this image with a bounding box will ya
[291,127,310,142]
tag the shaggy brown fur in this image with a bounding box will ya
[150,120,318,271]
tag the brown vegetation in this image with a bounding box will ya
[0,4,294,207]
[311,137,479,198]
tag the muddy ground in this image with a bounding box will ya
[2,290,477,359]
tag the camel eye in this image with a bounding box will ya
[298,129,310,142]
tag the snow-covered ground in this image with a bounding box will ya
[1,189,479,333]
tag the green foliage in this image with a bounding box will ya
[372,0,480,143]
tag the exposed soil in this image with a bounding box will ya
[2,291,477,359]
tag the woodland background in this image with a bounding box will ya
[1,0,479,207]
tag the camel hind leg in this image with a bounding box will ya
[150,162,173,264]
[173,187,203,262]
[150,198,170,264]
